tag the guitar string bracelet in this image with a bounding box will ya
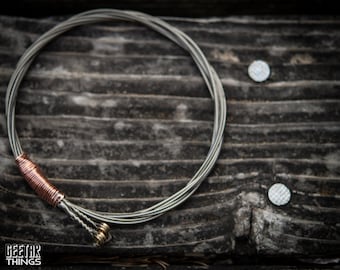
[5,9,227,246]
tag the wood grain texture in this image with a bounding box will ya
[0,14,340,265]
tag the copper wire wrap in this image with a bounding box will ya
[16,153,64,207]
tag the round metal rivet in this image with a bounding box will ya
[248,60,271,82]
[268,183,291,206]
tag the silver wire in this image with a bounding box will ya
[5,9,227,225]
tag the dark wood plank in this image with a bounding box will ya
[0,14,340,266]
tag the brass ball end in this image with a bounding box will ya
[98,222,110,235]
[93,223,111,246]
[94,231,108,246]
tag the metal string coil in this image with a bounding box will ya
[5,9,227,245]
[16,153,64,207]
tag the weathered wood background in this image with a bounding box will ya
[0,14,340,266]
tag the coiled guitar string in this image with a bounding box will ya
[5,9,227,244]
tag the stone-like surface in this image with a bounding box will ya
[0,15,340,265]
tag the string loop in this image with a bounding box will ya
[5,9,227,244]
